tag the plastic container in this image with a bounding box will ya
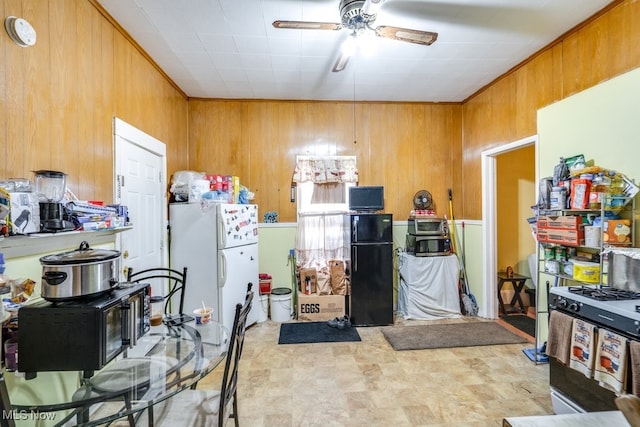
[550,187,566,210]
[545,260,560,274]
[584,225,602,247]
[193,307,214,324]
[150,296,164,326]
[573,260,601,283]
[270,287,292,322]
[258,294,269,323]
[4,338,17,372]
[259,279,271,295]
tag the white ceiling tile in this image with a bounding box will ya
[97,0,615,101]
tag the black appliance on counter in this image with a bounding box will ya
[548,284,640,413]
[344,213,393,326]
[18,282,151,378]
[33,170,74,232]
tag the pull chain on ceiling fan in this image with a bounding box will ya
[273,0,438,72]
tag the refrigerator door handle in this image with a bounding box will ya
[217,214,226,249]
[218,251,227,288]
[354,246,357,272]
[353,218,358,243]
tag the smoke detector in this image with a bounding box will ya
[5,16,37,47]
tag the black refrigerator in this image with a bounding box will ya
[345,213,393,326]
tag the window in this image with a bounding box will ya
[293,155,358,215]
[297,181,354,214]
[293,156,358,269]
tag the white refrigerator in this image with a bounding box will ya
[169,202,260,332]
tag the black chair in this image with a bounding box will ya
[0,374,15,427]
[127,267,188,315]
[147,282,254,426]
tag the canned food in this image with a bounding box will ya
[544,246,556,260]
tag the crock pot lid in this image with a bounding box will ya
[40,248,120,264]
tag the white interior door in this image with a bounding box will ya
[114,118,168,283]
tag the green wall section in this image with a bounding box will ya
[536,66,640,343]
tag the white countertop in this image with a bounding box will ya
[503,411,630,427]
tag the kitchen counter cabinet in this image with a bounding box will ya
[0,226,132,259]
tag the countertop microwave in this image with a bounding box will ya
[18,282,151,378]
[408,217,449,236]
[406,234,452,257]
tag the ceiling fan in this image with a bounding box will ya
[273,0,438,72]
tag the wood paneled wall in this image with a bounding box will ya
[0,0,188,202]
[461,0,639,219]
[2,0,639,223]
[188,100,462,222]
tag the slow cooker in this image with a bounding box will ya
[39,241,121,301]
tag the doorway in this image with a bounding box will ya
[113,118,168,282]
[481,135,538,319]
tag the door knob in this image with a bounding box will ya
[123,250,129,259]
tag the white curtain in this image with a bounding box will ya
[294,156,357,270]
[293,157,358,184]
[296,213,348,269]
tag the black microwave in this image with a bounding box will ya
[406,234,452,257]
[18,283,151,378]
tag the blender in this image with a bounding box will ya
[34,170,74,232]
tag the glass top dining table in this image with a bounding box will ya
[5,320,229,427]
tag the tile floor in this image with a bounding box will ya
[198,315,553,426]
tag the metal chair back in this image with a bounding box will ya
[128,267,188,315]
[218,282,254,427]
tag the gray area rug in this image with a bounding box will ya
[382,321,528,351]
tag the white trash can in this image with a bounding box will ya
[270,287,292,322]
[258,294,269,323]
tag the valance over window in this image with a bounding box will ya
[293,156,358,184]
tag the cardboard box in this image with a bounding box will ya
[9,192,39,234]
[603,219,632,245]
[297,294,346,321]
[537,215,583,230]
[537,228,583,246]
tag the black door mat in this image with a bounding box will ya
[500,314,536,337]
[278,321,361,344]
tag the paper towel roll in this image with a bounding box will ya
[585,225,601,247]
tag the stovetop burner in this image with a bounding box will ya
[567,285,640,301]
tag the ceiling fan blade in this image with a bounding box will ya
[272,20,342,31]
[375,25,438,46]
